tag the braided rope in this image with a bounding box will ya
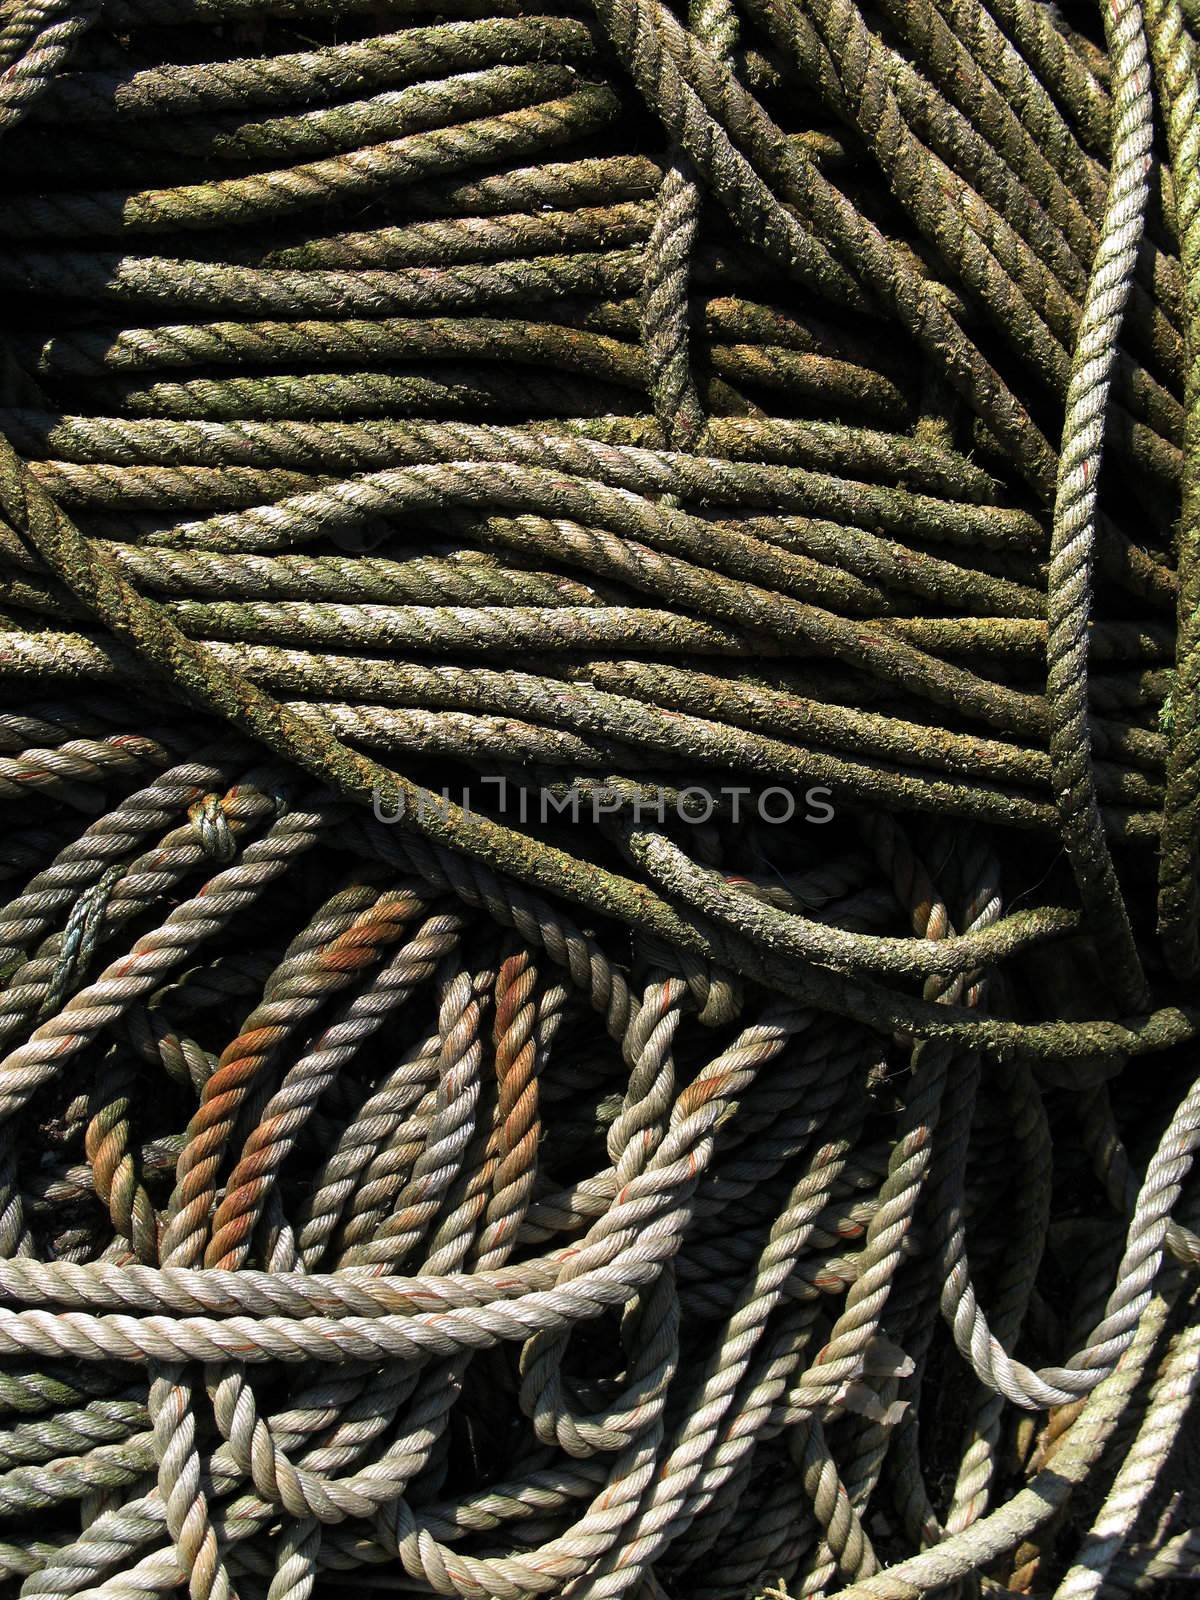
[1149,0,1200,974]
[0,0,97,136]
[0,0,1196,1594]
[1051,1314,1200,1599]
[1046,0,1153,1009]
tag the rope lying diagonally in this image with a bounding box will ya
[0,0,96,134]
[0,0,1198,1596]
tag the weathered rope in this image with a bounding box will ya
[1046,0,1153,1011]
[0,0,1197,1594]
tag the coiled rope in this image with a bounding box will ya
[0,0,1197,1594]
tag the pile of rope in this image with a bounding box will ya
[0,0,1198,1593]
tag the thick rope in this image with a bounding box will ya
[0,0,1196,1595]
[1046,0,1153,1010]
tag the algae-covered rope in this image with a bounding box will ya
[0,0,1197,1594]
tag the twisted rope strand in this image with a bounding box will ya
[0,0,1196,1594]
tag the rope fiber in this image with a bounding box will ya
[0,0,1197,1594]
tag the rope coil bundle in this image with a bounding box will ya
[0,0,1198,1593]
